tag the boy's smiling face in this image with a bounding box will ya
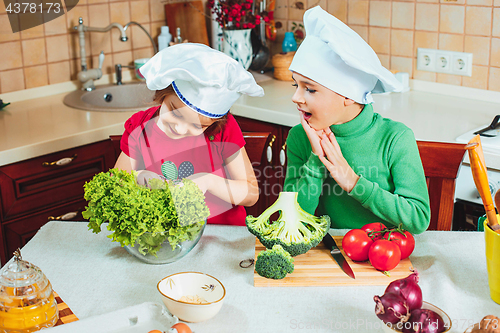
[156,93,215,139]
[291,72,356,131]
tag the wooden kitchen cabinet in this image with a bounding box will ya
[0,140,116,264]
[235,116,291,215]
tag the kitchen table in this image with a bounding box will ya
[19,222,499,333]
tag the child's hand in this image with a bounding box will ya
[187,173,214,194]
[300,112,325,157]
[136,170,163,187]
[318,129,360,193]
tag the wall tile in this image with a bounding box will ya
[494,8,500,37]
[465,7,492,36]
[378,53,390,68]
[413,68,437,81]
[347,0,369,25]
[0,69,25,92]
[132,47,154,60]
[417,0,438,4]
[110,2,130,24]
[113,50,134,66]
[0,14,20,42]
[130,1,150,23]
[415,3,439,31]
[489,67,500,91]
[464,35,490,65]
[130,23,152,49]
[21,24,44,39]
[391,29,413,57]
[65,4,89,30]
[327,0,347,22]
[392,2,415,29]
[466,0,492,6]
[491,37,500,67]
[369,1,391,27]
[462,65,488,89]
[415,31,438,55]
[440,0,465,4]
[440,5,465,34]
[22,38,47,66]
[391,55,413,76]
[46,35,70,62]
[88,4,112,56]
[351,25,368,41]
[275,0,289,20]
[495,0,500,5]
[0,0,5,13]
[368,27,390,54]
[151,0,166,22]
[439,33,463,51]
[437,72,462,85]
[48,61,71,84]
[0,41,22,70]
[43,15,67,36]
[25,65,48,88]
[289,0,307,21]
[88,0,109,4]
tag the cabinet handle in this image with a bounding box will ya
[280,142,287,166]
[266,135,276,163]
[42,154,77,166]
[47,211,78,221]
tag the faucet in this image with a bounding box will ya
[123,21,158,54]
[73,17,128,91]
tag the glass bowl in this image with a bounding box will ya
[124,221,206,265]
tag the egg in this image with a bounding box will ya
[169,323,192,333]
[148,330,163,333]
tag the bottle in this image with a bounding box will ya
[158,26,172,51]
[282,31,297,53]
[174,27,183,44]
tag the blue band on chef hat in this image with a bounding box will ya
[172,81,229,119]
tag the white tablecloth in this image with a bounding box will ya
[19,222,499,333]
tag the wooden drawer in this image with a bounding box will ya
[2,200,88,264]
[0,140,115,222]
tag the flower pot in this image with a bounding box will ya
[223,29,253,70]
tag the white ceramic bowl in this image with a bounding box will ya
[380,301,452,333]
[157,272,226,323]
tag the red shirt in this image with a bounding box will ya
[120,106,247,226]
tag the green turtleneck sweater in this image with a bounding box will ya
[283,104,431,235]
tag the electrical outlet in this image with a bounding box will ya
[417,48,436,72]
[416,48,473,77]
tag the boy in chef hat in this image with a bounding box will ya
[283,6,430,234]
[114,43,264,226]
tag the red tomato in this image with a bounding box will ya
[368,239,401,271]
[360,222,387,240]
[383,230,415,260]
[342,229,373,261]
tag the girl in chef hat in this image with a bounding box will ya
[284,7,430,234]
[114,43,264,226]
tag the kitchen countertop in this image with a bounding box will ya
[1,74,500,167]
[20,221,500,333]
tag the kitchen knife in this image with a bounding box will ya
[323,233,356,279]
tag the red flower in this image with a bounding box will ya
[207,0,268,30]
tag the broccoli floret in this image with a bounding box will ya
[255,244,294,279]
[246,192,330,257]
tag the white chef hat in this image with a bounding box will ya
[139,43,264,118]
[289,6,403,104]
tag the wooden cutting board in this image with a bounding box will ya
[254,237,414,287]
[164,1,209,45]
[54,291,78,326]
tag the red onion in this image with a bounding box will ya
[384,271,423,311]
[374,293,410,325]
[401,309,445,333]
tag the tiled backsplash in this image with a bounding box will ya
[0,0,165,93]
[0,0,499,93]
[271,0,500,91]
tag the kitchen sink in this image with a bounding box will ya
[63,83,156,112]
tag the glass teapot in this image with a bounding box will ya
[0,249,58,332]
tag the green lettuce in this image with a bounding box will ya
[82,169,210,256]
